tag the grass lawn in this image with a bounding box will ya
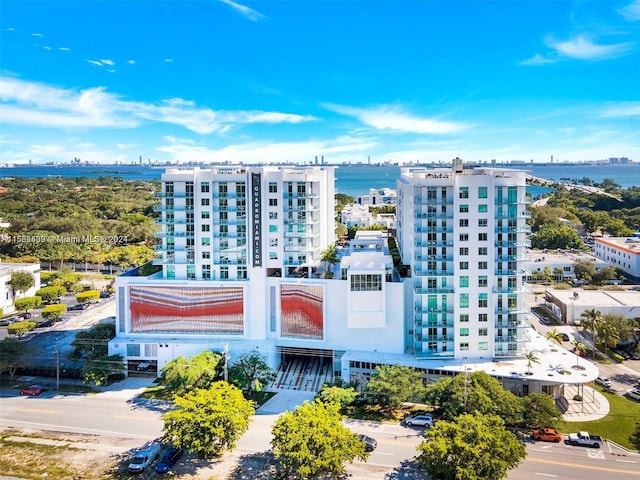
[557,388,640,450]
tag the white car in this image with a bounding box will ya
[404,414,434,427]
[128,441,161,473]
[627,389,640,401]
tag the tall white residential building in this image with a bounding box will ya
[397,159,532,360]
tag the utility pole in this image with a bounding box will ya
[55,338,60,391]
[223,343,230,383]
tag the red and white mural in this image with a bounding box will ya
[280,284,324,339]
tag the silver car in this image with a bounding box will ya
[404,414,434,427]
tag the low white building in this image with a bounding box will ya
[341,204,396,229]
[524,249,609,284]
[357,187,397,206]
[593,236,640,282]
[0,262,41,314]
[544,287,640,325]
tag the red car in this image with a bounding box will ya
[20,385,45,396]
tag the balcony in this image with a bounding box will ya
[414,287,455,294]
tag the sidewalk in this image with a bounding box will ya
[562,384,610,421]
[256,388,316,414]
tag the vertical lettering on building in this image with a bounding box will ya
[252,173,262,267]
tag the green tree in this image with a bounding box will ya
[425,371,523,426]
[160,350,223,396]
[41,304,67,321]
[14,296,42,314]
[70,322,116,359]
[81,354,125,386]
[76,290,100,304]
[7,320,37,338]
[318,385,359,408]
[0,338,29,381]
[630,422,640,451]
[531,224,584,250]
[366,364,426,409]
[228,348,275,400]
[35,285,67,304]
[571,340,587,368]
[10,270,35,299]
[520,393,561,429]
[320,244,340,273]
[271,400,368,479]
[545,328,563,351]
[581,308,602,359]
[163,382,254,458]
[416,413,527,480]
[573,259,597,284]
[597,321,620,350]
[599,312,634,344]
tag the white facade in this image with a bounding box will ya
[341,204,396,230]
[593,237,640,282]
[357,187,397,206]
[397,160,531,360]
[524,249,609,284]
[0,262,41,314]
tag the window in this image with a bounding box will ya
[478,204,488,213]
[201,211,210,219]
[201,224,210,232]
[201,182,210,193]
[237,267,247,280]
[460,233,469,241]
[350,274,382,291]
[478,261,487,270]
[460,293,469,308]
[202,237,210,246]
[478,187,487,198]
[479,328,488,336]
[459,187,469,199]
[269,238,278,247]
[478,218,488,227]
[269,225,278,232]
[459,204,469,213]
[269,182,277,193]
[269,212,278,219]
[479,313,488,322]
[460,314,469,322]
[478,233,487,241]
[478,276,488,287]
[459,219,469,227]
[459,276,469,287]
[478,247,487,256]
[220,266,229,280]
[202,264,211,279]
[202,251,211,259]
[478,293,488,308]
[479,341,489,350]
[269,198,278,207]
[269,252,278,260]
[460,342,469,351]
[460,247,469,256]
[460,328,469,337]
[459,261,469,270]
[201,198,210,206]
[126,344,141,356]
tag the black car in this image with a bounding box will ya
[36,319,54,328]
[154,447,183,474]
[68,303,89,311]
[99,290,112,299]
[560,333,570,342]
[358,434,377,452]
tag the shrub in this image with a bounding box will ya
[8,320,37,338]
[36,286,66,303]
[573,394,583,401]
[76,290,100,304]
[14,296,42,312]
[41,304,67,320]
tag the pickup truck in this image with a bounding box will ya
[567,431,604,448]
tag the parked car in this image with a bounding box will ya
[567,431,604,448]
[19,312,33,319]
[154,446,184,474]
[404,414,434,427]
[0,316,21,326]
[68,303,89,311]
[128,440,161,473]
[595,377,612,389]
[626,389,640,401]
[20,385,45,396]
[560,333,570,342]
[35,319,54,328]
[99,291,112,299]
[358,434,377,452]
[532,427,562,443]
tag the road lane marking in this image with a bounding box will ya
[616,459,638,464]
[529,457,640,475]
[0,419,153,439]
[19,408,58,414]
[113,415,159,422]
[532,448,553,453]
[587,449,605,460]
[534,474,557,477]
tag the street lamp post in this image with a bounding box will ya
[223,343,230,383]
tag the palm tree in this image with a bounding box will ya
[598,321,620,352]
[525,351,540,375]
[580,308,602,359]
[545,328,563,351]
[571,340,586,369]
[320,244,339,278]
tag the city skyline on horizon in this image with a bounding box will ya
[1,1,639,165]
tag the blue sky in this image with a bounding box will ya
[1,0,639,165]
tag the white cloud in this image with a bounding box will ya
[324,103,467,134]
[519,53,556,66]
[44,46,51,50]
[618,0,640,21]
[0,76,316,134]
[101,59,115,66]
[546,35,635,60]
[87,59,103,67]
[31,33,44,37]
[219,0,265,22]
[60,47,71,51]
[599,102,640,118]
[164,58,173,63]
[127,59,136,64]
